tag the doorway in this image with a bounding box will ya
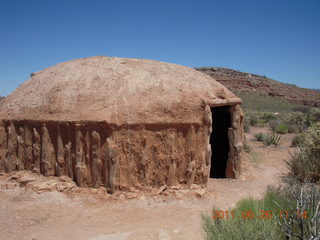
[209,106,231,178]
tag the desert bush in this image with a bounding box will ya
[286,124,320,182]
[244,117,250,133]
[202,187,291,240]
[307,108,320,126]
[291,134,306,147]
[249,114,259,126]
[262,134,282,146]
[262,112,277,121]
[274,181,320,240]
[292,105,311,113]
[287,112,308,127]
[202,197,278,239]
[287,124,303,134]
[270,119,282,132]
[254,132,265,142]
[246,110,266,126]
[271,115,305,134]
[275,124,289,134]
[287,124,297,133]
[244,110,277,128]
[202,183,320,240]
[255,133,281,146]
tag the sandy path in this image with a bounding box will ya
[0,127,294,240]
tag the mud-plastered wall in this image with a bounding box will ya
[0,121,6,171]
[0,120,210,193]
[112,124,210,189]
[226,104,244,178]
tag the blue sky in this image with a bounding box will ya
[0,0,319,96]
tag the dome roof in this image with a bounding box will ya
[0,56,241,125]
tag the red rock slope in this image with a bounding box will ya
[196,67,320,107]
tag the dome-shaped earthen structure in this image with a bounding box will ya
[0,56,244,193]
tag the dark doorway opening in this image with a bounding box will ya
[210,106,232,178]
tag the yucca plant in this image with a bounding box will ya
[255,132,265,142]
[291,134,306,147]
[275,124,289,134]
[255,133,281,146]
[262,134,282,146]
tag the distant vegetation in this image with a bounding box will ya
[241,92,320,137]
[237,93,311,113]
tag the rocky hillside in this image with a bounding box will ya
[196,67,320,107]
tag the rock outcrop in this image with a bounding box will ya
[197,67,320,107]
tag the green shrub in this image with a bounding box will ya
[254,132,265,142]
[307,108,320,126]
[261,134,281,146]
[244,110,274,127]
[287,112,307,127]
[202,187,291,240]
[275,124,288,134]
[261,112,277,121]
[255,133,281,146]
[287,124,297,133]
[249,115,258,126]
[287,124,302,133]
[270,113,307,133]
[291,134,306,147]
[269,120,282,132]
[202,184,320,240]
[286,124,320,182]
[202,206,278,239]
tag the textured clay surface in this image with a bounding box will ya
[0,56,241,124]
[0,120,214,191]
